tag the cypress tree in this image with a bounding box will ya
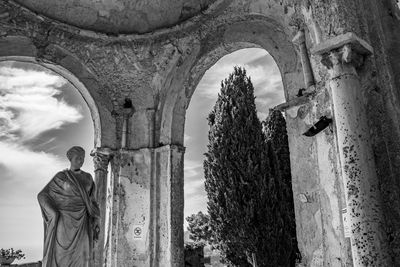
[204,66,273,266]
[263,109,300,266]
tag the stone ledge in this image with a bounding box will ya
[311,32,373,56]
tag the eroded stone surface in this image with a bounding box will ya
[1,0,400,266]
[13,0,217,34]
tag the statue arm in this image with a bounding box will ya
[37,186,59,221]
[88,174,100,216]
[37,172,66,221]
[88,174,101,241]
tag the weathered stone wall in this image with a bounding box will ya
[1,0,400,265]
[361,0,400,264]
[285,84,351,266]
[305,0,400,264]
[12,0,215,34]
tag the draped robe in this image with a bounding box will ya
[38,169,100,267]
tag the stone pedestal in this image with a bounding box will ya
[91,147,113,267]
[312,33,392,266]
[106,145,184,267]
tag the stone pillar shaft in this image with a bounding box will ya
[153,145,185,267]
[313,33,392,266]
[91,147,113,267]
[109,149,153,266]
[106,145,184,267]
[292,29,315,88]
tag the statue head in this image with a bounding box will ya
[67,146,85,171]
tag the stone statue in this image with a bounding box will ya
[38,146,100,267]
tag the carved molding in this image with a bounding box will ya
[312,32,373,56]
[91,147,114,173]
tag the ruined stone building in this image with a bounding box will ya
[1,0,400,266]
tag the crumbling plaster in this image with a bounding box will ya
[1,0,400,266]
[13,0,216,34]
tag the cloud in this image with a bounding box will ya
[246,54,276,68]
[185,178,205,197]
[0,141,66,203]
[196,49,284,119]
[0,141,67,261]
[184,159,202,179]
[184,193,208,220]
[184,134,192,144]
[0,66,83,142]
[184,178,208,222]
[183,158,208,224]
[0,109,19,140]
[0,66,65,89]
[219,48,268,66]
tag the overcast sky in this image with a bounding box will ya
[0,48,284,263]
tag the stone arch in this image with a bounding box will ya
[159,17,303,145]
[158,15,351,266]
[0,35,116,148]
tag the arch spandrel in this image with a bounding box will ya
[0,36,116,148]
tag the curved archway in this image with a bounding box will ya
[0,36,116,148]
[159,18,303,145]
[0,36,117,264]
[183,46,286,232]
[156,15,304,264]
[0,60,97,263]
[158,15,350,266]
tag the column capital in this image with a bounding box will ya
[311,32,373,69]
[91,147,114,172]
[292,29,306,45]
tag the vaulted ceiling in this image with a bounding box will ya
[14,0,216,34]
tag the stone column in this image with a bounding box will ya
[106,145,184,267]
[312,33,392,266]
[153,145,185,267]
[108,148,153,267]
[91,147,113,267]
[292,29,315,88]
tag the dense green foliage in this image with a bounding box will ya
[203,66,299,266]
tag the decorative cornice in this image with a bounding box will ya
[2,0,230,41]
[311,32,373,56]
[311,33,373,71]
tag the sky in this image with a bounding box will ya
[0,48,284,263]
